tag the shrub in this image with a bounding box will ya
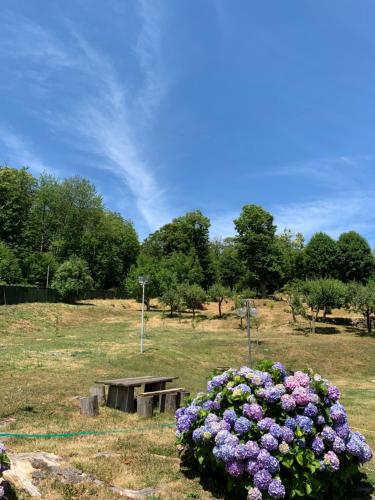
[176,363,373,499]
[0,241,22,284]
[0,442,10,498]
[52,256,94,302]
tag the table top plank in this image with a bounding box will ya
[95,375,178,387]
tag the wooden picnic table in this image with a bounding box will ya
[95,375,178,412]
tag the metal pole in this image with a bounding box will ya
[140,282,145,353]
[246,299,251,367]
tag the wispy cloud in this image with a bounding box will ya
[273,192,375,242]
[0,3,173,233]
[0,126,51,174]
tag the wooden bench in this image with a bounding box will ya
[137,388,189,418]
[95,376,178,413]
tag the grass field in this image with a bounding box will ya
[0,298,374,499]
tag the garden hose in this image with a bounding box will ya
[0,422,175,439]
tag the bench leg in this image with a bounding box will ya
[179,391,190,407]
[144,382,166,408]
[107,386,134,412]
[165,393,179,414]
[137,395,154,418]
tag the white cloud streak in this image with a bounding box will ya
[273,193,375,241]
[0,3,172,232]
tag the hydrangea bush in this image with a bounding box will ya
[0,442,10,499]
[176,361,373,499]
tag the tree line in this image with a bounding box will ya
[0,166,374,311]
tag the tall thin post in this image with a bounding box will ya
[246,299,252,367]
[140,282,145,353]
[46,265,50,289]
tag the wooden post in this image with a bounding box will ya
[165,393,179,414]
[145,381,166,407]
[107,386,135,412]
[80,396,99,416]
[137,395,154,418]
[179,391,190,406]
[89,385,106,404]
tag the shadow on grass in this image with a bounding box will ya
[314,326,340,335]
[320,316,353,326]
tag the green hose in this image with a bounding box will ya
[0,423,175,439]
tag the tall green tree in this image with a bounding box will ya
[143,210,212,287]
[0,166,36,250]
[234,204,280,295]
[0,241,22,284]
[208,283,231,318]
[336,231,374,283]
[180,283,206,319]
[303,232,337,279]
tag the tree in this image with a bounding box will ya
[143,211,212,287]
[0,166,36,250]
[180,283,206,319]
[22,252,57,287]
[52,257,94,302]
[234,205,280,296]
[336,231,374,283]
[302,279,346,334]
[346,281,375,335]
[218,238,245,290]
[0,241,22,284]
[160,284,184,317]
[208,283,231,318]
[282,281,306,323]
[303,232,337,279]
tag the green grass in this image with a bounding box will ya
[0,299,374,498]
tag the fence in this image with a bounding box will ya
[0,286,127,305]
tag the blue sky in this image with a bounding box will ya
[0,1,374,246]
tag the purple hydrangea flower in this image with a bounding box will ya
[207,373,229,392]
[281,426,294,443]
[234,417,251,435]
[220,443,237,463]
[324,451,340,472]
[360,444,373,463]
[257,417,275,431]
[296,415,313,434]
[329,403,347,424]
[292,387,311,406]
[264,386,285,404]
[267,456,280,474]
[202,400,215,411]
[176,414,192,433]
[232,383,251,394]
[243,403,264,421]
[247,487,262,500]
[280,394,296,412]
[223,409,237,426]
[311,436,325,456]
[315,414,326,426]
[257,449,272,468]
[235,443,253,460]
[294,371,311,387]
[245,459,260,476]
[268,479,286,499]
[284,375,299,391]
[253,469,272,491]
[215,430,231,445]
[225,459,245,476]
[245,440,260,459]
[261,433,279,451]
[272,362,287,375]
[333,423,349,439]
[304,403,318,418]
[332,437,346,454]
[269,424,283,439]
[327,385,340,402]
[322,426,336,443]
[192,427,204,442]
[284,417,297,430]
